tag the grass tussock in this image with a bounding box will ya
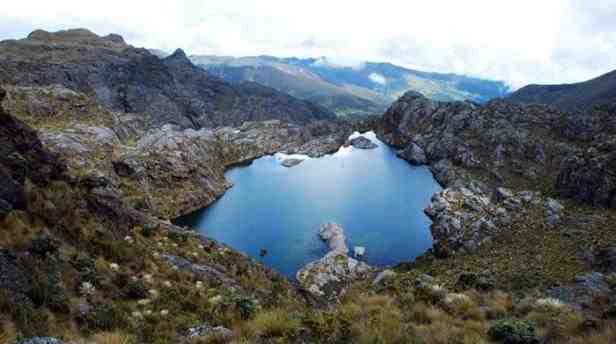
[250,308,301,338]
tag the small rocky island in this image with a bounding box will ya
[346,135,378,149]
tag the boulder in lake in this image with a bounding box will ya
[281,158,304,168]
[348,136,377,149]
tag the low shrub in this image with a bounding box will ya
[488,319,538,344]
[83,304,127,332]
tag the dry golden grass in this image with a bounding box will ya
[485,290,513,319]
[0,320,18,344]
[91,331,135,344]
[564,323,616,344]
[250,308,301,338]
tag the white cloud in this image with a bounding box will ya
[369,73,387,85]
[1,0,615,89]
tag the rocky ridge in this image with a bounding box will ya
[0,29,335,129]
[378,91,616,258]
[2,85,376,219]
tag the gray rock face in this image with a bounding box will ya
[348,136,377,149]
[397,142,427,165]
[297,223,373,298]
[0,29,335,129]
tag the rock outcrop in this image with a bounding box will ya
[0,29,335,129]
[2,86,377,218]
[297,223,372,298]
[379,91,616,208]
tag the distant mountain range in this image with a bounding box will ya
[509,69,616,112]
[187,55,511,116]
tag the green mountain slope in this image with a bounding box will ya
[190,55,510,116]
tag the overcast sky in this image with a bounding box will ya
[2,0,615,89]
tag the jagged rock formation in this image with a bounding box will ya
[0,29,335,129]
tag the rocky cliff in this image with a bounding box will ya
[1,85,373,219]
[0,29,335,129]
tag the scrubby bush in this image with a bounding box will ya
[124,279,148,299]
[488,319,538,344]
[235,296,259,320]
[84,304,127,331]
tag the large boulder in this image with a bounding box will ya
[397,142,427,165]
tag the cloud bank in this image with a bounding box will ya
[1,0,615,88]
[369,73,387,85]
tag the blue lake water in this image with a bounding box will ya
[175,132,442,278]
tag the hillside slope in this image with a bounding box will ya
[509,69,616,111]
[191,55,510,116]
[0,29,335,129]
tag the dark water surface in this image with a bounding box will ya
[175,132,442,278]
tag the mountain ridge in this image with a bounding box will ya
[509,68,616,111]
[0,29,336,129]
[190,54,511,116]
